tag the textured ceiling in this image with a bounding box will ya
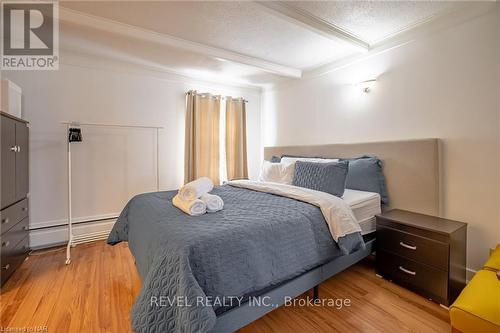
[59,1,471,87]
[289,1,461,44]
[60,21,287,88]
[61,1,357,70]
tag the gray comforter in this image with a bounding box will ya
[107,185,364,333]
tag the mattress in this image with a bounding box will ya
[342,189,382,235]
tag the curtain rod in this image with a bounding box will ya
[60,121,163,129]
[186,91,248,103]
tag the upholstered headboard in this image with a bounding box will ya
[264,139,441,215]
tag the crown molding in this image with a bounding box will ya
[59,49,264,93]
[58,6,302,79]
[57,1,497,92]
[367,1,492,48]
[255,1,369,52]
[300,1,497,80]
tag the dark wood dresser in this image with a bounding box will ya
[376,209,467,306]
[1,111,30,287]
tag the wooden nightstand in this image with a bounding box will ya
[376,209,467,306]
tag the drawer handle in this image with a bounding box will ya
[22,207,28,212]
[398,266,416,276]
[22,226,29,231]
[9,146,18,152]
[2,264,10,270]
[2,241,10,247]
[400,241,417,250]
[17,145,21,153]
[1,218,9,224]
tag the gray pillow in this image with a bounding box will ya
[341,156,389,205]
[281,154,324,159]
[270,155,324,163]
[270,155,281,163]
[292,161,349,197]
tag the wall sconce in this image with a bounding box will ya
[357,79,377,93]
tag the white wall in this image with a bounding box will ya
[4,51,262,248]
[262,9,500,272]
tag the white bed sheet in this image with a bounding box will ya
[342,189,382,235]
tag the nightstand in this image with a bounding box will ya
[376,209,467,306]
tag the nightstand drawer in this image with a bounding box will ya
[377,250,448,304]
[377,225,449,270]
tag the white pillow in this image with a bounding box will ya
[258,161,295,184]
[280,156,339,165]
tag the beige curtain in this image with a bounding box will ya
[225,98,248,180]
[184,91,221,184]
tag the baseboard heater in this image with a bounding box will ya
[30,215,119,231]
[72,229,111,245]
[29,216,117,250]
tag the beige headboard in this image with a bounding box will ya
[264,139,440,215]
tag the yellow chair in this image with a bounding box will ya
[484,245,500,271]
[450,245,500,333]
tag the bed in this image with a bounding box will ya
[108,139,440,333]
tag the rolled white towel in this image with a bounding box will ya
[178,177,214,201]
[172,194,207,216]
[200,193,224,213]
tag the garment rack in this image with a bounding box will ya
[61,121,163,264]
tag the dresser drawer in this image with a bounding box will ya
[1,235,29,286]
[377,225,449,270]
[377,250,448,304]
[0,217,29,258]
[0,198,28,235]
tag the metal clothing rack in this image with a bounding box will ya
[61,121,163,264]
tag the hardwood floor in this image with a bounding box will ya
[0,241,451,333]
